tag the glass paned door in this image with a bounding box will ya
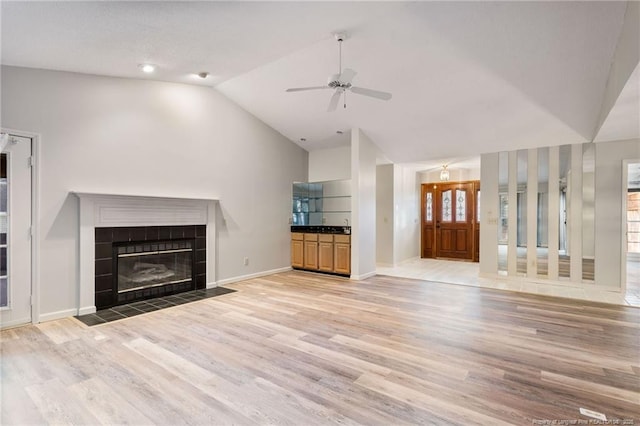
[0,135,32,328]
[436,183,474,260]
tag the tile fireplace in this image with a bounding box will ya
[74,193,217,316]
[94,225,206,309]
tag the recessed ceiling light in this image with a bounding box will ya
[197,72,209,79]
[139,64,156,73]
[300,138,307,142]
[336,130,343,134]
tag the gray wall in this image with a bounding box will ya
[1,66,308,318]
[376,164,394,265]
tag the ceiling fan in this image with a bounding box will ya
[285,33,392,112]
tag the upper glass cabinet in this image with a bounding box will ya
[292,179,351,226]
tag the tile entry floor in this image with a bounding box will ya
[377,258,640,307]
[75,287,236,326]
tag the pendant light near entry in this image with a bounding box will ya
[440,165,450,181]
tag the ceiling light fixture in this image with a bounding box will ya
[197,72,209,79]
[440,165,450,182]
[336,130,343,134]
[139,64,156,73]
[300,138,307,142]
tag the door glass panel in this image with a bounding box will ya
[456,189,466,222]
[425,192,433,222]
[628,164,640,255]
[537,148,549,277]
[1,153,7,307]
[442,190,452,222]
[476,190,480,223]
[498,152,508,274]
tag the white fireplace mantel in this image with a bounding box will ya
[74,192,218,315]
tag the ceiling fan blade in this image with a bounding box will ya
[350,86,392,101]
[285,86,329,92]
[339,68,357,84]
[327,90,341,112]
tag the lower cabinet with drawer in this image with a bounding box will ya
[291,233,304,269]
[291,232,350,276]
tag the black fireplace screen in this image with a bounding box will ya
[117,240,193,294]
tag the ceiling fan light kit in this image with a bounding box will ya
[285,33,392,111]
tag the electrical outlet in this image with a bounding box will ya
[243,257,249,266]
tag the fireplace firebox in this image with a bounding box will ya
[95,225,206,309]
[116,239,194,293]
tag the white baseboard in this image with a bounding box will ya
[78,306,96,316]
[216,266,292,286]
[39,308,78,323]
[206,281,218,289]
[0,316,33,329]
[351,271,377,280]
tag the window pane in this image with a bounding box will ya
[456,189,466,222]
[559,145,571,278]
[442,190,452,222]
[426,192,432,222]
[0,153,7,307]
[0,278,6,308]
[517,150,527,275]
[498,151,509,274]
[537,147,549,277]
[477,190,481,223]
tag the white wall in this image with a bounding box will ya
[594,138,640,288]
[376,164,394,265]
[351,128,377,279]
[393,165,420,264]
[308,146,351,182]
[1,66,308,318]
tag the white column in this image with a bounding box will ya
[479,153,499,276]
[527,149,538,277]
[570,144,583,280]
[78,197,96,315]
[548,146,560,280]
[508,151,518,276]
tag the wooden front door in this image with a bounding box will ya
[421,181,479,261]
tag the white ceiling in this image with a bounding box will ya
[1,1,636,165]
[594,62,640,143]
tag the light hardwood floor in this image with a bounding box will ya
[2,271,639,425]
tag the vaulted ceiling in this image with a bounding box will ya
[1,1,637,164]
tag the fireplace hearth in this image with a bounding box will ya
[95,225,206,309]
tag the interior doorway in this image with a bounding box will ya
[624,161,640,305]
[0,133,33,328]
[421,181,480,262]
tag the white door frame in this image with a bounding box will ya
[1,128,40,325]
[621,158,640,295]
